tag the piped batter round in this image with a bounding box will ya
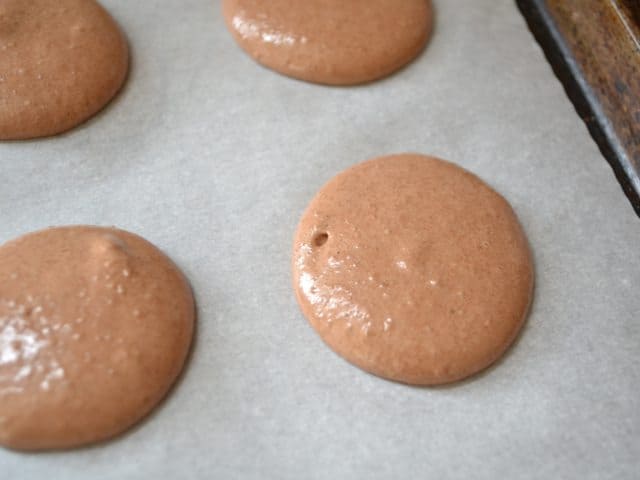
[222,0,433,85]
[0,0,129,140]
[0,226,194,450]
[292,154,534,385]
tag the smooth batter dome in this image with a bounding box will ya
[292,154,534,385]
[222,0,433,85]
[0,226,194,450]
[0,0,129,140]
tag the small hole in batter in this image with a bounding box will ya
[313,232,329,247]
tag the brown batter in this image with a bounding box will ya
[0,226,194,450]
[222,0,433,85]
[292,154,534,385]
[0,0,129,140]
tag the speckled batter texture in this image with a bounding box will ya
[222,0,433,85]
[0,226,194,451]
[292,154,534,385]
[0,0,129,140]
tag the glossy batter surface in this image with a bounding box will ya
[0,0,129,140]
[292,154,534,385]
[0,226,194,450]
[222,0,433,85]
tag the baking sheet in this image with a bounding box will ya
[1,0,639,478]
[516,0,640,216]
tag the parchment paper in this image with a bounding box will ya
[1,1,639,478]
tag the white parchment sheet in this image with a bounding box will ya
[1,1,639,478]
